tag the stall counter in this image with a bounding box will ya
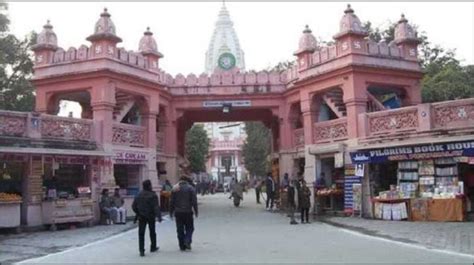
[0,201,21,228]
[42,198,94,229]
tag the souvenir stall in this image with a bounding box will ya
[0,153,26,231]
[41,155,96,230]
[351,141,473,222]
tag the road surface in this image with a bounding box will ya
[18,192,474,264]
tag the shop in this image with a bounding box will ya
[41,155,98,230]
[0,153,27,231]
[314,155,344,214]
[113,150,148,217]
[350,140,474,222]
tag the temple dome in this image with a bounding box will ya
[294,25,318,55]
[334,4,367,38]
[86,8,122,43]
[394,14,420,44]
[139,27,163,57]
[32,20,58,51]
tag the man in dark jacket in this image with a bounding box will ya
[132,179,162,257]
[265,173,275,210]
[170,176,198,251]
[287,178,298,225]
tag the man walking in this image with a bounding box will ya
[255,177,262,204]
[170,176,198,251]
[132,180,162,257]
[265,173,275,210]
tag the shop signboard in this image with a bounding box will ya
[334,152,344,168]
[114,151,148,164]
[202,100,251,108]
[350,140,474,164]
[352,183,362,213]
[344,165,361,213]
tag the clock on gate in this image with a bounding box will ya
[217,52,236,70]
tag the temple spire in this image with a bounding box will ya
[205,3,245,73]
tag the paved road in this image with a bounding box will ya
[18,193,474,264]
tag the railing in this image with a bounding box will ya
[41,115,94,141]
[211,139,243,149]
[156,132,164,152]
[366,106,419,135]
[313,118,348,143]
[112,123,145,147]
[359,98,474,139]
[0,111,28,137]
[293,128,305,148]
[431,98,474,129]
[0,111,94,142]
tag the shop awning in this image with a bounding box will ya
[0,147,110,157]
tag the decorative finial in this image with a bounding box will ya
[144,27,153,36]
[101,7,111,17]
[344,4,354,14]
[44,19,53,29]
[303,25,312,34]
[399,13,408,23]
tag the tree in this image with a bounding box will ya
[185,124,210,173]
[363,20,473,103]
[242,121,271,178]
[0,1,36,111]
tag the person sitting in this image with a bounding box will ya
[315,173,327,189]
[99,189,113,225]
[111,188,127,224]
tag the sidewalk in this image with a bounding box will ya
[318,216,474,256]
[0,222,136,264]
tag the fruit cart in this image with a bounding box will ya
[0,193,22,232]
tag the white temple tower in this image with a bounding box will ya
[205,3,245,73]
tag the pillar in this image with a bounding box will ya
[344,75,368,139]
[91,82,116,188]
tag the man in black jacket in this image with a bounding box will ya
[170,176,198,251]
[265,173,275,210]
[132,179,162,257]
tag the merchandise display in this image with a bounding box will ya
[316,188,343,196]
[0,192,22,202]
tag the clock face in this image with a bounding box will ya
[218,52,236,70]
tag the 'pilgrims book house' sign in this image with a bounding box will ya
[350,141,474,164]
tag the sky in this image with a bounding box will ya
[7,2,474,77]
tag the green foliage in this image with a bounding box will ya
[0,1,36,111]
[363,20,474,103]
[242,122,271,177]
[185,124,210,173]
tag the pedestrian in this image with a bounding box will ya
[99,189,113,225]
[255,178,262,204]
[170,176,198,251]
[111,188,127,224]
[298,179,311,224]
[265,173,275,210]
[288,178,298,225]
[132,179,162,257]
[282,173,290,189]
